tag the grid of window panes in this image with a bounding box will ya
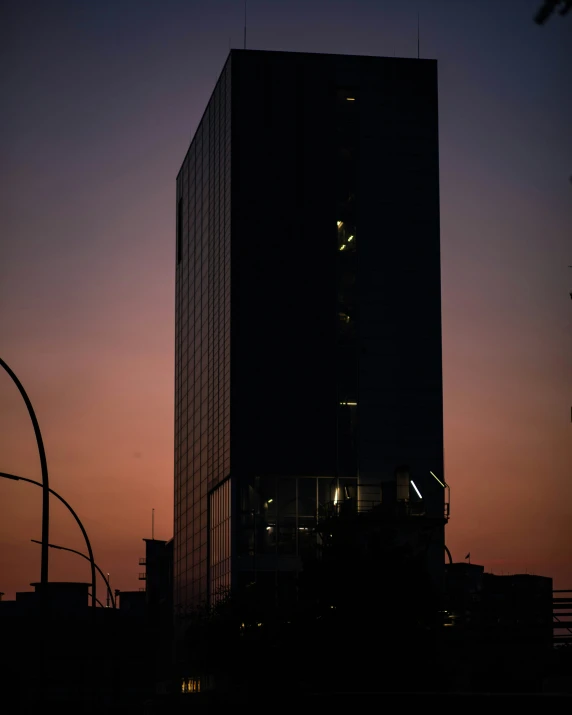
[174,58,231,614]
[209,478,231,602]
[238,476,358,566]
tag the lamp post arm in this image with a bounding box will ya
[88,593,106,609]
[0,471,96,609]
[0,358,50,594]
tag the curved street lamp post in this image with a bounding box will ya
[0,472,96,609]
[0,358,50,597]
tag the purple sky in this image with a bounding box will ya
[1,0,571,599]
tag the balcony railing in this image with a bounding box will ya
[319,499,449,521]
[138,572,146,580]
[139,557,146,565]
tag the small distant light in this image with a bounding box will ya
[337,220,343,228]
[410,480,423,499]
[347,235,354,242]
[339,401,357,406]
[429,470,445,488]
[267,498,273,504]
[339,244,346,251]
[346,97,355,101]
[266,526,271,531]
[334,488,339,505]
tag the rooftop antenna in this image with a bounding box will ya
[244,0,247,49]
[152,508,155,540]
[417,12,420,59]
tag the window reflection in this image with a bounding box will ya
[209,478,231,603]
[238,476,358,561]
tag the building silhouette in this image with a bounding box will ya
[174,49,444,615]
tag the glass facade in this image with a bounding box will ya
[237,476,357,567]
[174,50,443,614]
[209,478,231,602]
[174,58,232,614]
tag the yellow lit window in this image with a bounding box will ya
[182,677,201,694]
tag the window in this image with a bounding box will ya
[177,197,183,264]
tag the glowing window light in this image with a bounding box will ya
[182,678,201,694]
[267,498,273,503]
[334,488,340,505]
[339,244,346,251]
[346,97,355,101]
[429,470,445,488]
[339,401,357,406]
[337,220,343,228]
[410,480,423,499]
[347,235,354,242]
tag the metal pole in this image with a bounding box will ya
[88,593,106,609]
[0,472,96,609]
[0,359,50,598]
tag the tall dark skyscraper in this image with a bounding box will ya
[174,49,444,615]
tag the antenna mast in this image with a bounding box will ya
[417,12,420,59]
[244,0,247,49]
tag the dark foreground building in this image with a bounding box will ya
[174,49,445,615]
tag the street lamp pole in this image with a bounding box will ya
[0,472,96,609]
[0,358,50,598]
[30,540,115,608]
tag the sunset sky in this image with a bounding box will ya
[1,0,570,600]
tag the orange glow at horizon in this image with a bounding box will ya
[1,0,570,599]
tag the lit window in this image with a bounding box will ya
[182,678,201,694]
[339,244,346,251]
[346,97,355,101]
[337,220,343,228]
[347,235,354,242]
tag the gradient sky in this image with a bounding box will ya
[1,0,570,600]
